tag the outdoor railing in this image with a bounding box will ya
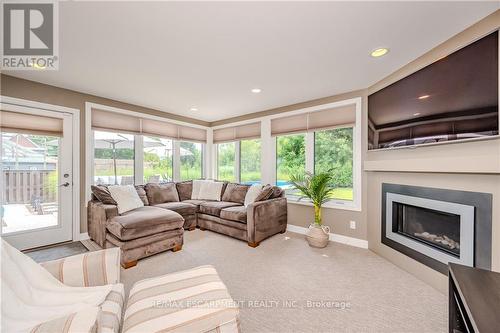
[2,170,57,204]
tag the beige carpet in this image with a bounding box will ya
[120,230,446,333]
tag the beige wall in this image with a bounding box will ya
[1,74,209,234]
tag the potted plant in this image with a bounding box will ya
[289,172,335,248]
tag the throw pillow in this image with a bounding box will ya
[244,184,263,207]
[221,183,250,204]
[107,185,144,214]
[270,186,285,199]
[198,181,224,201]
[90,185,117,205]
[134,185,149,205]
[191,179,214,200]
[255,184,274,201]
[176,181,193,201]
[144,183,179,205]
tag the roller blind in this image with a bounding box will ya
[0,111,63,136]
[213,122,261,143]
[91,109,207,142]
[271,104,356,136]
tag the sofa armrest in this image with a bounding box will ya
[87,201,118,247]
[40,247,121,287]
[247,197,287,244]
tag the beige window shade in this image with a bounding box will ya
[92,109,207,142]
[213,122,261,143]
[178,125,207,143]
[271,104,356,136]
[91,109,142,134]
[142,118,179,139]
[0,111,63,136]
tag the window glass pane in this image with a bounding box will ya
[314,127,353,201]
[1,132,59,234]
[94,131,134,185]
[217,142,236,182]
[180,142,202,181]
[276,134,305,195]
[143,136,173,183]
[240,139,261,185]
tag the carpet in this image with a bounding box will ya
[120,230,447,333]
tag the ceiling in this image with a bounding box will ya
[5,2,498,122]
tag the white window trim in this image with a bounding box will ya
[212,97,362,211]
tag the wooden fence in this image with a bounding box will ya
[2,170,57,204]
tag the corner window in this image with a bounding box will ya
[180,142,203,181]
[93,131,134,185]
[240,139,261,185]
[143,136,173,183]
[217,142,236,182]
[314,128,353,201]
[276,133,305,194]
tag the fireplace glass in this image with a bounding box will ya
[392,202,461,257]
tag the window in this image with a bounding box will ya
[180,142,202,181]
[276,134,305,194]
[143,136,173,183]
[240,139,261,185]
[93,131,134,185]
[217,142,236,182]
[314,128,353,201]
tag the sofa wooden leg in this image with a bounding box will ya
[188,226,196,231]
[279,229,286,234]
[248,241,260,248]
[122,260,137,269]
[199,227,206,231]
[172,244,183,252]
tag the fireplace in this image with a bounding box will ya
[381,184,492,274]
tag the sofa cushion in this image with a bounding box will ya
[154,202,197,216]
[134,185,149,206]
[145,183,179,205]
[176,181,192,201]
[91,185,117,205]
[106,206,183,240]
[198,181,225,201]
[255,184,274,201]
[220,206,247,223]
[199,201,241,217]
[221,183,250,204]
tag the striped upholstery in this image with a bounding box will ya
[41,247,121,287]
[29,308,99,333]
[97,284,125,333]
[38,248,123,333]
[123,265,240,333]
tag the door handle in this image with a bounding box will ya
[59,182,70,187]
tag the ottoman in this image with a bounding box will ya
[105,206,185,268]
[123,265,240,333]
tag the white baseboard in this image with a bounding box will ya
[286,224,368,249]
[79,232,90,241]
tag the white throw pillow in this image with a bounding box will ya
[191,179,214,200]
[198,181,224,201]
[244,184,263,207]
[108,185,144,214]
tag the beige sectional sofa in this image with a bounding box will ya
[88,181,287,267]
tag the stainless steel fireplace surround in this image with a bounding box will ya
[381,184,492,274]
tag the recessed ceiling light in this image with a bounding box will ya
[413,112,421,116]
[251,88,262,94]
[370,48,389,58]
[190,107,198,112]
[418,95,430,100]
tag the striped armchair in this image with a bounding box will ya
[39,248,125,333]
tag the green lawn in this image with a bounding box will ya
[328,187,353,201]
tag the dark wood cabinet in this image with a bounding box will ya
[449,263,500,333]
